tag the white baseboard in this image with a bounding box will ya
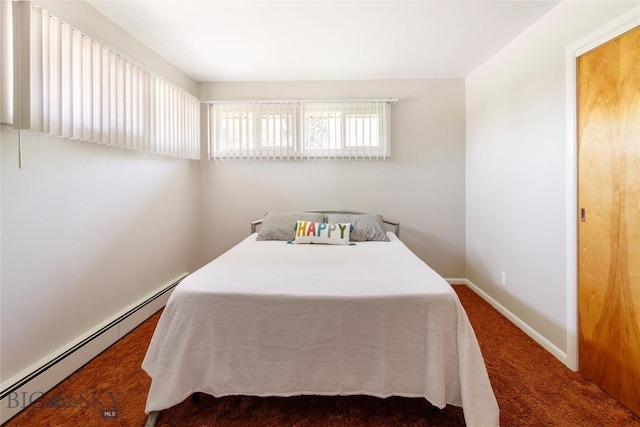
[445,278,569,366]
[445,278,468,285]
[0,273,187,424]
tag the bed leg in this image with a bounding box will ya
[144,411,159,427]
[191,392,200,403]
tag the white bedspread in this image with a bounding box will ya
[142,233,499,426]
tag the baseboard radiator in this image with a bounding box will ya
[0,273,187,424]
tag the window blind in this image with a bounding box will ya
[0,0,13,124]
[211,101,298,159]
[209,99,394,160]
[12,3,200,159]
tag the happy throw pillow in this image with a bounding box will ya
[293,220,351,245]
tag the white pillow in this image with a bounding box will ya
[293,220,351,245]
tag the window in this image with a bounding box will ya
[9,3,200,159]
[211,102,297,158]
[209,99,394,159]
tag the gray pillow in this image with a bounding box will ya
[325,214,390,242]
[256,211,326,241]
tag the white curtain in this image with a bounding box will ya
[15,3,200,159]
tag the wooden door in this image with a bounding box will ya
[578,25,640,416]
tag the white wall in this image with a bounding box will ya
[0,128,199,381]
[199,79,466,278]
[0,0,200,385]
[465,1,638,358]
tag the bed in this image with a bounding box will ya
[142,211,499,426]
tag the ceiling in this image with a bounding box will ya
[88,0,560,82]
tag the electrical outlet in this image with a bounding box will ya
[501,272,507,286]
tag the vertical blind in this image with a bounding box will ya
[209,100,394,159]
[211,101,298,159]
[10,3,200,159]
[0,0,14,124]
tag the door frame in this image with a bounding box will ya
[564,8,639,371]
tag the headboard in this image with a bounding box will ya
[250,210,400,237]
